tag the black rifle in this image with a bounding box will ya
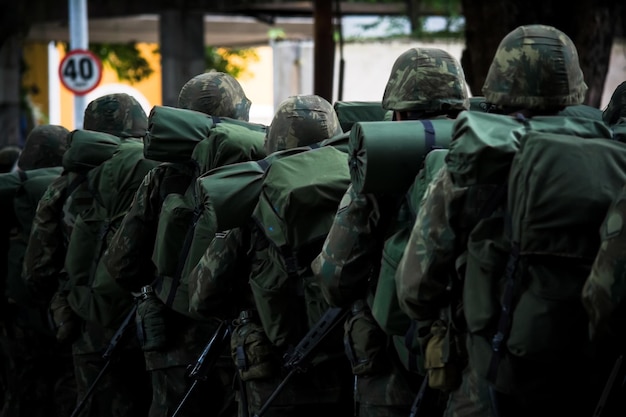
[70,303,138,417]
[252,307,348,417]
[593,355,625,417]
[170,319,231,417]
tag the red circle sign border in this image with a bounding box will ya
[58,49,103,96]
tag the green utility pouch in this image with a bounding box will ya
[230,311,278,381]
[49,291,81,344]
[135,285,168,352]
[343,300,389,376]
[424,319,465,391]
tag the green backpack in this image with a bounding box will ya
[249,146,351,349]
[144,105,266,163]
[61,130,123,240]
[151,121,266,319]
[3,167,63,335]
[370,149,449,374]
[64,140,159,328]
[181,133,350,287]
[348,119,454,194]
[443,111,616,393]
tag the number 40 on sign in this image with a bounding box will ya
[59,49,103,95]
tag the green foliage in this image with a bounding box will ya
[90,43,155,84]
[61,42,258,83]
[204,46,259,78]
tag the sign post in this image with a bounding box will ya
[68,0,90,129]
[59,49,103,96]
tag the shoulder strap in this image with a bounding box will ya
[486,213,520,386]
[17,170,28,182]
[158,175,202,308]
[163,205,203,307]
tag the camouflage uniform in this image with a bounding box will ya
[102,72,252,417]
[0,124,76,417]
[397,25,592,417]
[582,81,626,375]
[603,80,626,142]
[602,80,626,126]
[22,94,152,417]
[311,47,469,417]
[187,95,352,417]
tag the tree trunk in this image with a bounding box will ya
[460,0,621,107]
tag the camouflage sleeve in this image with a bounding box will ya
[396,167,467,323]
[188,228,250,318]
[311,185,388,308]
[102,166,165,292]
[22,175,68,303]
[582,186,626,340]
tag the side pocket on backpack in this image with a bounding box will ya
[135,287,168,352]
[424,319,465,391]
[343,301,389,376]
[230,313,278,381]
[49,291,81,345]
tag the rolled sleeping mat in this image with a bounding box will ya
[63,130,121,173]
[144,105,220,163]
[333,101,388,132]
[348,119,454,194]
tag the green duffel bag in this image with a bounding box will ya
[62,130,122,173]
[446,111,614,187]
[195,134,349,234]
[144,105,267,163]
[348,119,454,195]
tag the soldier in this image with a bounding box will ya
[0,145,21,173]
[22,94,152,417]
[186,94,351,417]
[581,80,626,416]
[0,124,74,417]
[310,47,469,417]
[602,80,626,126]
[395,25,602,417]
[102,72,252,417]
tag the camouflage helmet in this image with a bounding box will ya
[177,72,252,121]
[265,95,343,154]
[382,47,469,112]
[83,93,148,138]
[482,24,587,109]
[17,124,69,171]
[603,81,626,125]
[0,146,21,173]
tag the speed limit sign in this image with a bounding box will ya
[59,49,103,95]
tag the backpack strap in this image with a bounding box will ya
[17,169,28,182]
[67,173,88,197]
[419,119,437,151]
[87,210,129,287]
[403,319,420,372]
[486,213,520,385]
[163,196,203,308]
